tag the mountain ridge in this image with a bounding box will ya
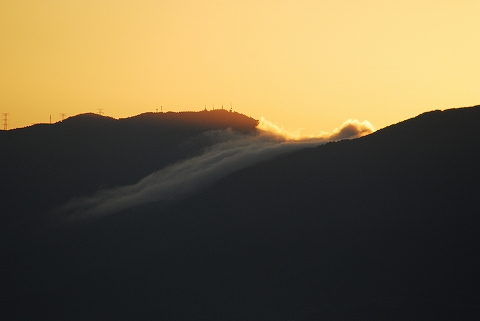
[1,105,480,320]
[0,109,258,223]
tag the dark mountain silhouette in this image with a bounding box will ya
[0,110,258,224]
[1,106,480,320]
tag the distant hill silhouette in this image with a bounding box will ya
[1,106,480,320]
[0,110,258,223]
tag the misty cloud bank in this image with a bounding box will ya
[58,119,373,220]
[257,118,374,141]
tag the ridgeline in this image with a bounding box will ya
[1,106,480,320]
[0,110,258,221]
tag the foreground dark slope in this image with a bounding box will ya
[0,110,257,224]
[188,107,480,316]
[154,106,480,319]
[2,107,480,320]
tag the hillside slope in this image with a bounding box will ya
[0,110,258,222]
[1,106,480,320]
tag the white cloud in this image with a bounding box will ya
[58,119,374,220]
[257,117,374,141]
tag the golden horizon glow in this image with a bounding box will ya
[1,1,479,134]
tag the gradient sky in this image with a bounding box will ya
[1,0,479,134]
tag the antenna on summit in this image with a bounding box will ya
[97,108,104,115]
[2,113,9,130]
[60,113,66,121]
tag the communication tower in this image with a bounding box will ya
[1,113,9,130]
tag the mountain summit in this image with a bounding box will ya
[1,106,480,320]
[0,110,258,219]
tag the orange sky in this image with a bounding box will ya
[1,0,479,134]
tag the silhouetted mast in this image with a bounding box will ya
[60,113,66,121]
[97,109,104,115]
[1,113,9,130]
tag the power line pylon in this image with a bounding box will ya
[97,109,104,115]
[60,113,66,121]
[2,113,9,130]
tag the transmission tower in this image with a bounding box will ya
[60,113,66,121]
[2,113,9,130]
[97,109,104,115]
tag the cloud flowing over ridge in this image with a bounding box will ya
[58,119,373,220]
[257,118,374,140]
